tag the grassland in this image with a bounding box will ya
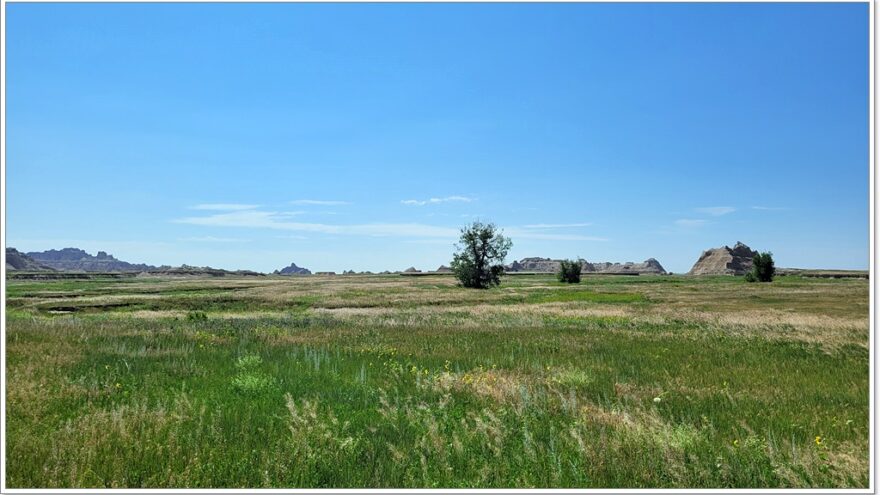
[4,273,870,488]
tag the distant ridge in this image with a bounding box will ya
[19,247,264,276]
[505,257,667,275]
[26,248,157,272]
[6,248,56,271]
[274,262,312,275]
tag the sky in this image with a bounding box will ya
[5,3,870,273]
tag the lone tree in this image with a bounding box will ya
[745,251,775,282]
[558,259,582,284]
[451,221,512,289]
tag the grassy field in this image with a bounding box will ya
[4,273,870,488]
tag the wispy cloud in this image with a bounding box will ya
[521,222,592,229]
[290,199,350,206]
[404,239,457,245]
[515,233,608,241]
[675,219,708,228]
[752,206,790,211]
[401,196,474,206]
[178,236,251,243]
[504,227,607,241]
[175,207,607,242]
[174,210,459,238]
[191,203,260,211]
[695,206,736,216]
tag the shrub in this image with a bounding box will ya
[235,354,263,372]
[232,354,276,395]
[186,310,208,322]
[746,252,775,283]
[231,373,276,395]
[450,221,512,289]
[558,259,582,283]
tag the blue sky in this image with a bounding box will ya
[6,3,869,273]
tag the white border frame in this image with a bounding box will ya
[0,1,874,493]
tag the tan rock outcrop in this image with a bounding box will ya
[688,242,758,275]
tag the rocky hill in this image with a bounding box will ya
[26,248,157,272]
[148,265,265,277]
[6,248,56,271]
[688,242,757,275]
[507,257,563,273]
[505,257,666,275]
[594,258,666,275]
[274,262,311,275]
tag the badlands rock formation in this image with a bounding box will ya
[507,257,563,273]
[275,262,312,275]
[5,248,55,271]
[688,242,758,275]
[596,258,666,275]
[26,248,157,272]
[505,257,666,275]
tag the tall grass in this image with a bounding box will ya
[4,275,869,488]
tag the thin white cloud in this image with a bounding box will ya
[174,210,459,238]
[522,223,592,229]
[675,219,708,228]
[752,206,790,211]
[507,231,608,241]
[178,236,251,243]
[175,208,606,241]
[521,234,608,241]
[290,199,350,206]
[401,196,475,206]
[404,239,457,245]
[695,206,736,216]
[347,223,460,238]
[191,203,260,211]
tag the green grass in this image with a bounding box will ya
[516,289,647,304]
[4,274,869,488]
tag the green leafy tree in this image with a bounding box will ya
[558,259,583,283]
[745,251,775,282]
[451,221,512,289]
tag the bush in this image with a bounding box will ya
[231,353,276,395]
[231,373,276,395]
[235,354,264,372]
[558,259,582,283]
[186,311,208,322]
[450,221,512,289]
[746,252,775,283]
